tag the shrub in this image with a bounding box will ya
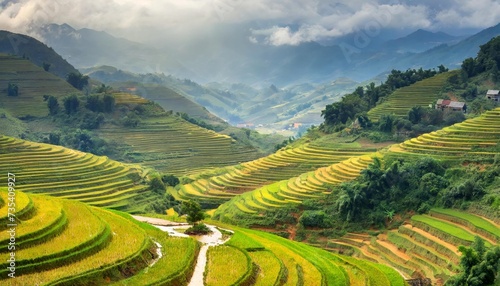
[7,82,18,96]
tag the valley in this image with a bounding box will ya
[0,9,499,286]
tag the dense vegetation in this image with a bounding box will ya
[321,66,448,132]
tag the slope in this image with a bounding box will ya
[367,71,453,121]
[0,54,78,118]
[0,135,150,211]
[0,30,78,79]
[0,189,199,285]
[328,209,499,285]
[0,53,262,176]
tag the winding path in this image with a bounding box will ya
[133,216,230,286]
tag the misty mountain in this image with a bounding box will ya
[379,29,465,53]
[35,23,499,87]
[394,22,500,70]
[82,65,358,130]
[0,30,78,79]
[38,24,194,78]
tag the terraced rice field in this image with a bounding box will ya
[0,190,199,285]
[174,144,374,206]
[219,224,406,286]
[112,92,149,105]
[214,154,377,222]
[0,135,149,211]
[388,107,500,161]
[0,54,78,117]
[328,209,500,285]
[368,72,452,121]
[99,115,260,176]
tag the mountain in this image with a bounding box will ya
[80,65,225,124]
[380,29,465,53]
[395,22,500,70]
[79,65,358,132]
[0,30,78,79]
[32,22,499,87]
[38,24,193,78]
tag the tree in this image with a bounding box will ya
[181,200,205,225]
[447,237,500,286]
[7,83,18,96]
[161,174,180,187]
[66,72,89,90]
[63,94,80,114]
[378,114,396,132]
[42,62,51,72]
[149,177,165,195]
[408,106,425,124]
[86,95,102,112]
[47,96,59,115]
[102,94,115,112]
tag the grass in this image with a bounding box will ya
[368,72,452,121]
[205,245,252,286]
[249,250,284,286]
[430,208,500,241]
[12,207,149,285]
[411,215,486,246]
[0,135,149,212]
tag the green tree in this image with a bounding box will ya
[378,114,396,132]
[102,94,115,112]
[181,200,205,225]
[408,106,425,124]
[63,94,80,114]
[42,62,51,72]
[47,96,59,115]
[161,174,180,187]
[85,95,102,112]
[447,237,500,286]
[66,72,89,90]
[149,177,166,195]
[7,83,18,96]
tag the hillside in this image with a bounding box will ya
[0,30,78,79]
[0,53,264,176]
[82,65,359,132]
[0,54,78,118]
[0,135,151,212]
[0,189,199,285]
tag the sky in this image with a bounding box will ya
[1,0,500,46]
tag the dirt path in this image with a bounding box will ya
[132,215,188,226]
[149,223,231,286]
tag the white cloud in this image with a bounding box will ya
[0,0,497,45]
[250,3,432,46]
[435,0,500,28]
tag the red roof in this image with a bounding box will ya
[441,100,451,106]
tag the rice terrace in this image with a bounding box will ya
[1,3,500,286]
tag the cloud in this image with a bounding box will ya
[0,0,497,46]
[434,0,500,28]
[250,3,432,46]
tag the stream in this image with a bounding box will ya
[152,224,231,286]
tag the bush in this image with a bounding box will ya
[7,83,18,96]
[185,223,211,235]
[161,174,180,187]
[149,177,166,195]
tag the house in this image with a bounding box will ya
[436,99,466,112]
[485,90,500,102]
[436,99,451,109]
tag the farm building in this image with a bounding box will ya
[485,90,500,102]
[436,99,466,112]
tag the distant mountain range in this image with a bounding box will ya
[34,23,500,85]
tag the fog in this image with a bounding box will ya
[2,0,499,46]
[1,0,499,84]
